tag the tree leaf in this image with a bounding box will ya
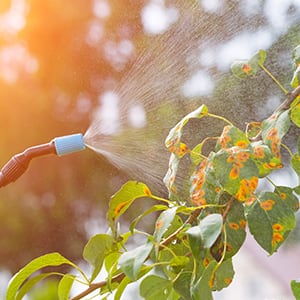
[231,50,266,79]
[118,242,153,281]
[140,275,173,300]
[246,192,296,254]
[58,274,76,300]
[190,142,205,165]
[292,153,300,180]
[186,214,223,260]
[291,279,300,300]
[191,261,217,300]
[292,45,300,68]
[130,204,169,233]
[107,181,152,232]
[6,252,80,300]
[154,207,178,244]
[15,273,55,300]
[213,259,235,291]
[173,272,192,299]
[291,65,300,88]
[163,153,180,197]
[83,234,113,282]
[274,186,299,212]
[291,102,300,127]
[213,148,259,201]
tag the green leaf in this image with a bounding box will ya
[186,214,223,260]
[292,45,300,68]
[213,259,235,291]
[114,276,132,300]
[173,272,192,299]
[118,242,153,280]
[58,274,76,300]
[291,102,300,127]
[291,65,300,88]
[292,153,300,179]
[6,252,80,300]
[140,275,173,300]
[130,205,168,233]
[213,148,259,201]
[191,261,217,300]
[217,200,246,260]
[251,141,282,177]
[107,181,152,232]
[274,186,299,212]
[231,50,266,79]
[154,207,178,245]
[15,273,54,300]
[261,110,290,158]
[291,279,300,300]
[190,142,205,165]
[83,234,113,282]
[246,192,296,254]
[215,125,250,151]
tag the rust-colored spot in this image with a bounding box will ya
[272,232,283,245]
[224,278,232,285]
[279,192,287,200]
[229,222,239,230]
[144,186,152,196]
[156,220,163,229]
[242,63,252,74]
[114,201,129,216]
[239,219,247,229]
[272,223,284,231]
[236,140,248,149]
[253,146,265,159]
[203,257,210,267]
[230,166,240,179]
[260,199,275,211]
[245,195,256,206]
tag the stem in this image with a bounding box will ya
[207,113,234,126]
[259,63,288,95]
[281,143,293,157]
[150,194,176,205]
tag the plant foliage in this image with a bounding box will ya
[5,47,300,300]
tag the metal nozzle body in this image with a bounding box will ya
[0,133,86,188]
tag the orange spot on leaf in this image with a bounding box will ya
[260,199,275,211]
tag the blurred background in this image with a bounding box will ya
[0,0,300,299]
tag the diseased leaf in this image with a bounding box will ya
[107,181,152,232]
[274,186,299,212]
[213,259,235,291]
[83,234,113,281]
[246,192,296,254]
[191,261,217,300]
[173,272,192,299]
[231,50,266,79]
[163,153,180,197]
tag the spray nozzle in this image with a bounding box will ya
[0,133,86,188]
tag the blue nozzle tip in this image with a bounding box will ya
[53,133,86,156]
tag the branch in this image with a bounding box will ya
[69,209,202,300]
[70,273,125,300]
[275,85,300,113]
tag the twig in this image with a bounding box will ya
[69,209,202,300]
[275,85,300,113]
[70,273,125,300]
